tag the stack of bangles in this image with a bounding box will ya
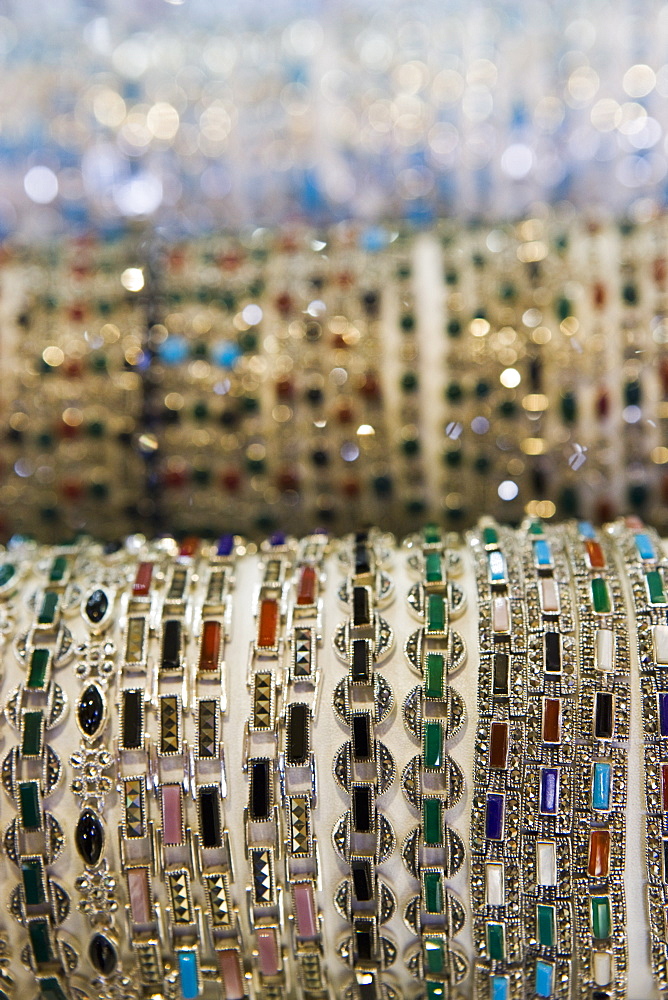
[0,518,666,1000]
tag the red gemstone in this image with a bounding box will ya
[337,270,354,288]
[68,305,85,323]
[133,562,153,597]
[220,469,241,492]
[662,763,668,811]
[331,334,347,349]
[588,829,610,877]
[199,621,222,672]
[661,359,668,397]
[179,536,199,557]
[61,478,84,501]
[489,722,508,769]
[596,389,609,419]
[64,358,84,378]
[595,499,614,524]
[342,478,360,498]
[542,698,561,743]
[584,540,606,569]
[337,403,354,424]
[275,293,293,316]
[277,469,299,492]
[60,418,80,438]
[164,469,186,489]
[258,599,278,648]
[593,281,607,309]
[297,566,317,606]
[276,378,294,400]
[655,256,667,285]
[360,372,381,400]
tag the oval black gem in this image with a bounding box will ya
[78,684,105,738]
[75,808,104,866]
[85,588,108,624]
[89,933,117,976]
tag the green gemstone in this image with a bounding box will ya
[528,520,544,536]
[28,649,50,689]
[22,712,43,757]
[537,904,555,947]
[423,798,443,846]
[425,653,445,700]
[561,391,577,424]
[483,526,498,547]
[424,722,443,769]
[29,919,52,964]
[400,313,415,332]
[591,895,611,939]
[401,371,418,393]
[487,922,505,960]
[39,979,68,1000]
[591,578,611,613]
[0,563,15,588]
[427,594,445,633]
[48,556,67,582]
[424,937,445,974]
[646,570,666,605]
[38,591,59,625]
[22,858,45,906]
[423,524,440,545]
[19,782,41,830]
[425,552,442,583]
[426,983,445,1000]
[424,871,444,913]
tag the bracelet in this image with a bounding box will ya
[564,522,629,995]
[332,529,398,1000]
[400,524,469,994]
[468,520,528,999]
[611,516,668,990]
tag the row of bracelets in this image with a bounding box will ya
[0,518,666,1000]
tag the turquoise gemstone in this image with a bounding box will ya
[635,532,656,561]
[592,763,611,810]
[491,976,509,1000]
[177,951,199,1000]
[535,960,554,997]
[578,521,596,539]
[488,550,507,583]
[533,539,552,567]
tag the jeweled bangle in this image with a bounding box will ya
[468,520,528,1000]
[400,524,469,995]
[4,546,77,1000]
[611,516,668,989]
[332,529,399,1000]
[518,519,576,997]
[278,530,330,998]
[243,532,295,998]
[564,522,629,995]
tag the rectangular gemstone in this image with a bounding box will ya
[38,590,59,625]
[22,711,43,757]
[487,922,505,960]
[297,565,317,605]
[635,532,656,560]
[591,895,611,939]
[578,521,596,539]
[491,596,510,633]
[483,526,499,547]
[127,867,151,924]
[427,594,445,633]
[256,928,280,976]
[543,698,561,743]
[595,629,615,671]
[662,764,668,811]
[352,714,372,760]
[199,787,222,848]
[351,639,371,683]
[351,859,373,901]
[423,524,440,545]
[19,782,41,830]
[529,520,544,536]
[424,937,445,974]
[425,653,444,699]
[593,951,612,987]
[537,904,555,947]
[423,721,443,769]
[133,561,153,597]
[540,767,559,814]
[49,555,68,582]
[353,587,370,628]
[423,870,444,913]
[251,848,275,906]
[654,625,668,665]
[647,569,667,606]
[160,696,180,754]
[595,692,614,739]
[286,703,310,765]
[491,977,509,1000]
[664,839,668,882]
[178,536,199,558]
[22,857,46,906]
[661,694,668,737]
[584,539,606,569]
[489,722,508,769]
[199,621,222,672]
[161,784,184,846]
[592,763,612,810]
[124,778,145,837]
[488,549,507,584]
[535,960,554,998]
[258,598,278,647]
[537,841,557,885]
[216,534,234,557]
[591,577,611,613]
[544,632,561,672]
[353,786,373,833]
[354,918,373,962]
[217,948,244,1000]
[540,577,560,615]
[425,552,442,583]
[161,619,182,672]
[485,793,504,840]
[486,862,504,906]
[293,881,318,939]
[588,829,610,877]
[27,648,50,689]
[533,539,552,568]
[354,543,371,576]
[29,918,53,964]
[177,951,199,1000]
[423,797,442,846]
[493,652,509,696]
[250,759,271,820]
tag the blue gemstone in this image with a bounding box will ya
[485,793,504,840]
[578,521,596,539]
[491,976,509,1000]
[216,534,234,557]
[659,693,668,737]
[635,532,656,561]
[270,531,286,547]
[177,951,199,1000]
[533,539,553,567]
[158,336,189,366]
[488,550,507,583]
[535,960,554,997]
[211,341,242,368]
[592,762,611,810]
[540,768,559,814]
